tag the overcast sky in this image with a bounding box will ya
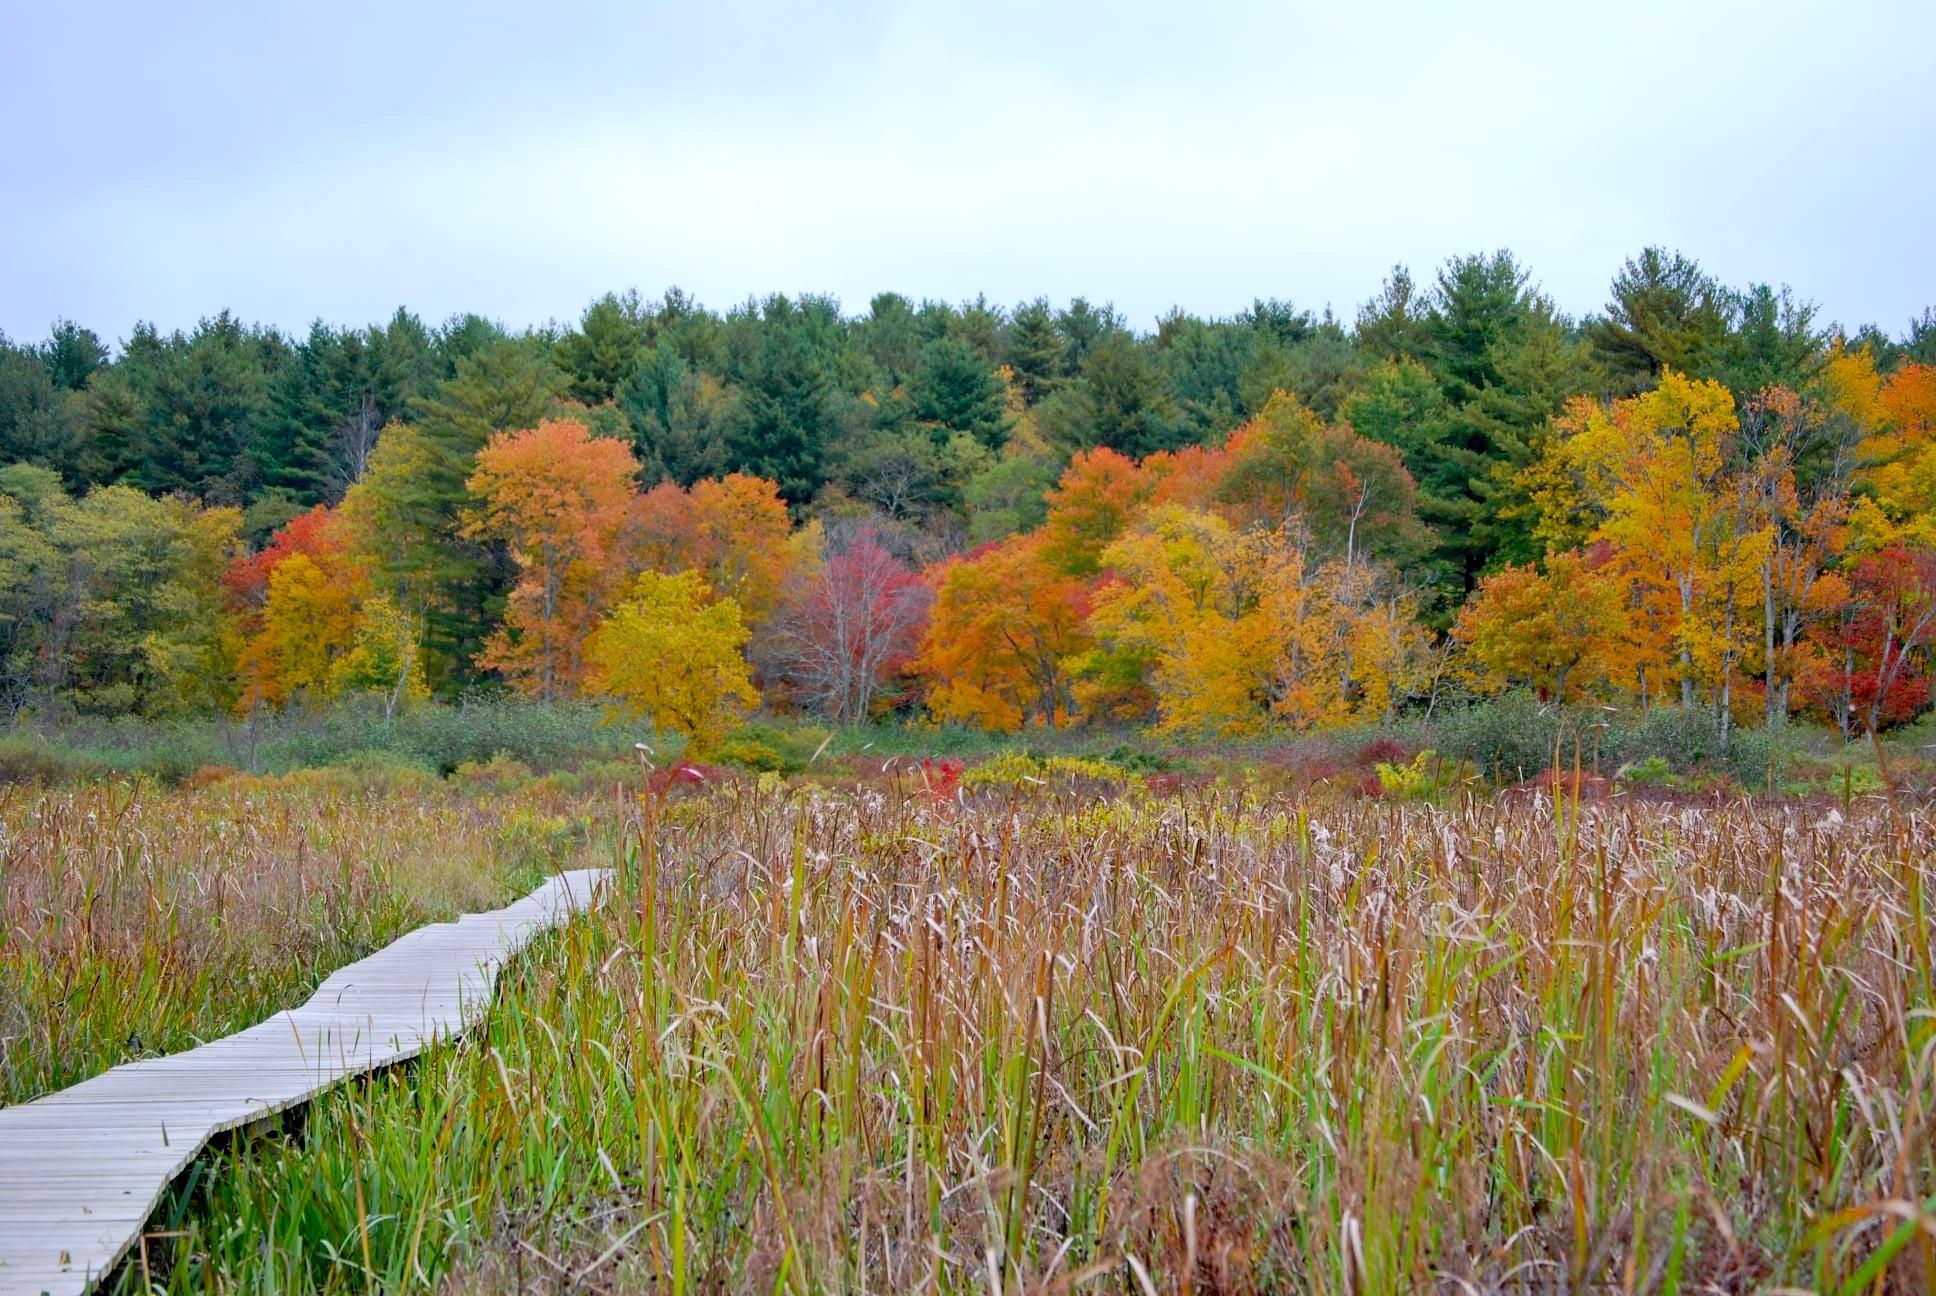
[4,0,1931,347]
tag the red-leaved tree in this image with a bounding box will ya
[1810,544,1936,735]
[777,526,931,725]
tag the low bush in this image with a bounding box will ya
[449,752,538,795]
[713,735,790,774]
[1432,695,1800,790]
[0,735,103,785]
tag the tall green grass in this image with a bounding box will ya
[132,778,1934,1293]
[0,773,616,1104]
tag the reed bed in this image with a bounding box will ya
[116,779,1936,1292]
[0,772,613,1104]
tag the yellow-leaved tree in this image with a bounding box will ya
[1082,504,1426,733]
[1850,361,1936,552]
[1084,506,1272,734]
[1526,370,1773,722]
[586,570,758,753]
[1600,372,1771,723]
[1454,550,1630,702]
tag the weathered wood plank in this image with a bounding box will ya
[0,867,607,1296]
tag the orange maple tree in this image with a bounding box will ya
[463,418,641,699]
[917,534,1091,730]
[634,472,814,630]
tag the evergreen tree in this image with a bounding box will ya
[1355,265,1430,360]
[1240,297,1316,345]
[1708,283,1822,396]
[1053,298,1126,375]
[0,338,82,474]
[618,342,737,485]
[433,313,511,372]
[1417,252,1587,589]
[1345,358,1459,531]
[553,291,650,405]
[732,321,839,505]
[1239,316,1363,422]
[135,313,279,505]
[36,320,109,391]
[857,292,925,391]
[1158,315,1249,438]
[1587,247,1731,392]
[944,295,1005,364]
[1004,299,1065,406]
[363,340,558,689]
[909,337,1009,449]
[1043,333,1182,458]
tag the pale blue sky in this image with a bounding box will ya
[4,0,1931,344]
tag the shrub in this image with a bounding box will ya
[962,750,1142,792]
[962,750,1043,789]
[714,736,791,774]
[183,764,241,790]
[450,752,537,795]
[1101,743,1172,773]
[1615,755,1673,788]
[0,736,99,785]
[1356,736,1413,768]
[1374,750,1474,801]
[1433,694,1574,782]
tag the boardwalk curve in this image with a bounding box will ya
[0,867,609,1296]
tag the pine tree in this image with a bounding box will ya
[1005,299,1066,406]
[553,291,650,405]
[910,338,1009,449]
[732,324,838,505]
[1587,248,1730,393]
[618,343,736,485]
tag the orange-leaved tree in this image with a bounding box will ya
[918,534,1091,730]
[1454,549,1630,703]
[634,472,817,631]
[1037,447,1152,577]
[463,418,640,700]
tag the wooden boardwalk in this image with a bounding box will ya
[0,867,609,1296]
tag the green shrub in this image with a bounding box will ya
[1101,743,1172,773]
[1433,694,1574,782]
[0,735,100,784]
[1614,755,1673,788]
[714,736,791,774]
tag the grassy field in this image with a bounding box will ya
[54,760,1930,1294]
[0,763,619,1105]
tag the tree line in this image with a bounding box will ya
[0,248,1931,740]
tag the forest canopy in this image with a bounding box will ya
[2,249,1933,741]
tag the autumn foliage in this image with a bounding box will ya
[463,419,640,700]
[14,340,1933,742]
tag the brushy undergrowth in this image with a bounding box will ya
[0,773,619,1104]
[0,696,651,784]
[130,778,1935,1293]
